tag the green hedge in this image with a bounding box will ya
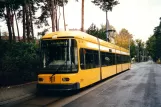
[0,40,40,87]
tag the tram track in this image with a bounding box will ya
[43,97,62,107]
[14,64,139,107]
[14,95,64,107]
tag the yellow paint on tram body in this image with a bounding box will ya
[38,31,131,90]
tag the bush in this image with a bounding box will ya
[0,40,40,87]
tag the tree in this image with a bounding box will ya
[92,0,119,41]
[62,0,79,31]
[81,0,84,31]
[0,0,39,42]
[14,10,20,41]
[146,17,161,62]
[115,28,132,49]
[62,2,66,31]
[91,0,119,12]
[130,40,137,58]
[99,24,116,42]
[153,17,161,61]
[0,1,13,42]
[34,0,70,32]
[86,23,99,37]
[146,35,156,61]
[86,23,116,41]
[135,39,145,62]
[0,25,1,40]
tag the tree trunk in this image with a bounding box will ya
[23,4,26,42]
[26,4,30,42]
[55,6,58,31]
[14,10,20,41]
[51,0,56,32]
[0,28,1,40]
[29,3,34,40]
[11,19,16,42]
[81,0,84,32]
[6,7,12,43]
[11,11,16,42]
[62,3,66,31]
[58,6,61,31]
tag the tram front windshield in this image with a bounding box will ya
[40,39,78,73]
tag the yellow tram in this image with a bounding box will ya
[37,31,131,91]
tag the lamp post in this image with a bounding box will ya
[107,29,116,43]
[106,11,110,42]
[106,11,108,41]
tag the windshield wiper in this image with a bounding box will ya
[50,62,67,83]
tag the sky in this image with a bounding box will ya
[0,0,161,42]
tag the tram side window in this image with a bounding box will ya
[101,52,107,66]
[112,53,115,65]
[71,40,78,71]
[107,53,115,65]
[125,55,130,63]
[122,55,129,63]
[106,53,111,65]
[121,55,124,64]
[101,52,116,66]
[117,55,121,64]
[124,55,127,63]
[85,49,94,69]
[80,48,99,69]
[112,53,116,65]
[101,52,111,66]
[80,49,86,69]
[117,55,130,64]
[122,55,125,63]
[93,51,99,67]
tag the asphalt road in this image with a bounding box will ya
[64,61,161,107]
[14,61,161,107]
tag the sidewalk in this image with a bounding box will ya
[0,81,36,106]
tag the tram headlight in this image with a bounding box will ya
[62,77,70,82]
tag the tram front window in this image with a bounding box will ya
[40,39,78,73]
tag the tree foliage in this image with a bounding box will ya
[86,23,99,37]
[86,23,116,41]
[130,40,137,58]
[0,40,40,87]
[135,39,146,62]
[91,0,119,12]
[146,35,156,61]
[0,0,41,42]
[115,28,132,49]
[146,17,161,62]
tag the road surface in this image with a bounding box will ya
[14,61,161,107]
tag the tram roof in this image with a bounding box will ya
[42,31,129,53]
